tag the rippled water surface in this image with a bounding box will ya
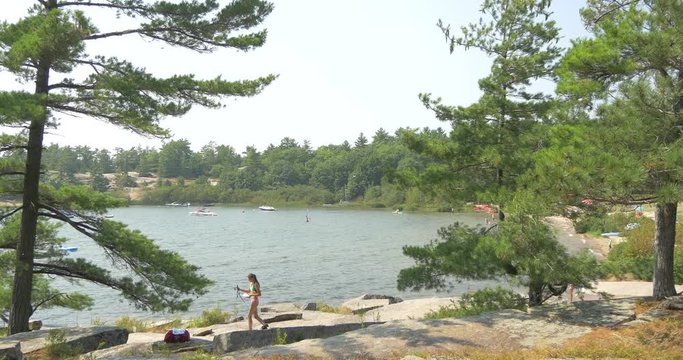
[42,206,493,326]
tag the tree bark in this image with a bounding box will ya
[528,281,544,307]
[8,63,50,335]
[653,202,677,299]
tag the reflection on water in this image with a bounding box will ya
[41,206,500,326]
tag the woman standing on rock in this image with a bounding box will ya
[239,273,269,330]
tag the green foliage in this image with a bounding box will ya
[573,209,635,235]
[114,316,149,333]
[423,286,527,320]
[404,0,561,208]
[46,328,81,359]
[0,216,94,318]
[315,303,353,315]
[275,328,288,345]
[1,0,275,333]
[552,0,683,298]
[399,216,601,306]
[601,220,683,284]
[115,173,137,188]
[187,307,231,328]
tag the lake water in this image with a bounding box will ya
[41,206,499,326]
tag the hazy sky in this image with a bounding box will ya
[0,0,587,152]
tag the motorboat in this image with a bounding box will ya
[258,205,276,211]
[189,208,218,216]
[166,202,191,207]
[59,246,78,253]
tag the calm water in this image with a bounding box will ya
[41,206,497,326]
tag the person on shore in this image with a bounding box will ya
[239,273,269,330]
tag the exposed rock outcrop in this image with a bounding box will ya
[213,322,383,353]
[0,326,128,358]
[0,341,22,360]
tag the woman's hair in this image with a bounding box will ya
[248,273,259,286]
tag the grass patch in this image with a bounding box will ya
[187,307,231,328]
[315,303,353,315]
[114,316,149,333]
[410,311,683,360]
[44,328,81,359]
[147,318,183,333]
[0,327,6,337]
[424,286,527,320]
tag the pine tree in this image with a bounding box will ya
[0,0,275,334]
[553,0,683,299]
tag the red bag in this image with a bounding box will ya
[164,328,191,343]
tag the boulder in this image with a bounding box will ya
[0,341,22,360]
[264,313,303,323]
[301,302,317,311]
[28,320,42,331]
[213,322,383,353]
[361,294,403,304]
[342,294,403,313]
[0,326,128,357]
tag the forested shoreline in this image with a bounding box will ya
[22,130,454,210]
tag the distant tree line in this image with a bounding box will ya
[30,129,455,209]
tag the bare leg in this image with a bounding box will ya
[248,302,257,331]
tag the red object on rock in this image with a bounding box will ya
[581,198,593,205]
[164,328,191,343]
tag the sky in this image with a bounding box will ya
[0,0,588,153]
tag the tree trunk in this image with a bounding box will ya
[653,202,677,299]
[528,281,544,307]
[8,64,49,335]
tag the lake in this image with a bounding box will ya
[41,206,499,326]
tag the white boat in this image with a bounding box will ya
[59,246,79,253]
[189,208,218,216]
[259,205,276,211]
[166,202,190,207]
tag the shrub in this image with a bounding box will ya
[574,210,634,234]
[187,308,231,328]
[602,219,683,283]
[316,303,353,315]
[46,328,80,359]
[275,328,288,345]
[114,316,149,333]
[424,287,527,320]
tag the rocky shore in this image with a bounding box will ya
[2,217,681,359]
[3,281,681,360]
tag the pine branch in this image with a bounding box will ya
[37,202,100,235]
[0,145,28,152]
[48,82,96,91]
[56,1,148,13]
[31,294,62,315]
[591,0,640,24]
[0,206,23,222]
[32,262,151,308]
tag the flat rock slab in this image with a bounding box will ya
[214,322,383,353]
[0,341,22,360]
[260,303,301,313]
[341,294,403,313]
[231,310,591,359]
[529,298,638,327]
[0,326,128,357]
[264,313,303,323]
